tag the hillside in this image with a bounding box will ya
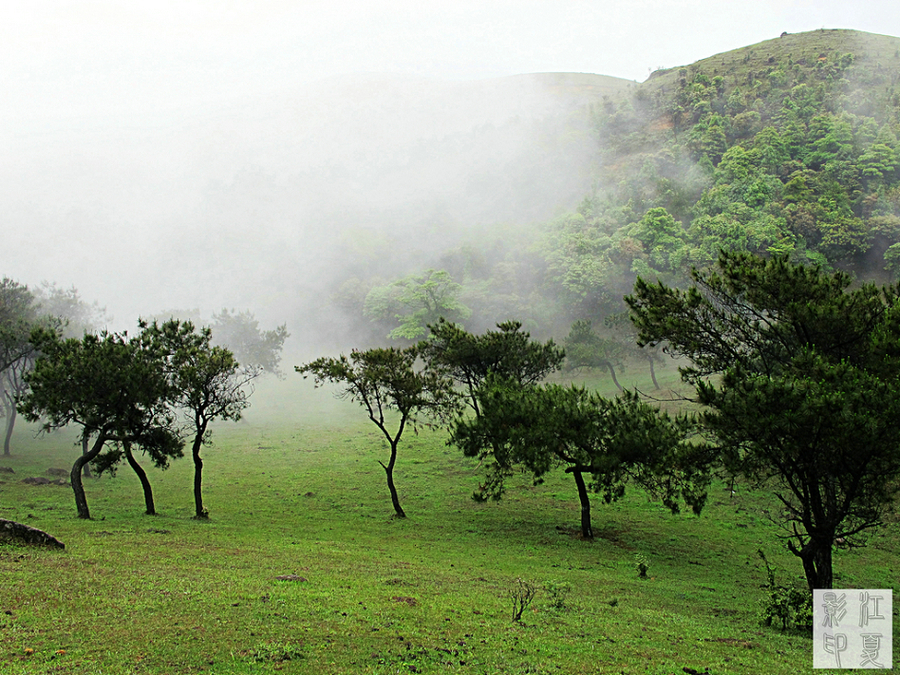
[342,29,900,349]
[1,67,633,340]
[586,28,900,281]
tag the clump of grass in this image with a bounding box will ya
[634,552,650,579]
[543,579,571,611]
[245,640,305,663]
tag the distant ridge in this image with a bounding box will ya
[643,28,900,91]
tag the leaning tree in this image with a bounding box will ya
[626,250,900,591]
[19,328,181,519]
[298,346,455,518]
[450,377,709,538]
[140,319,259,519]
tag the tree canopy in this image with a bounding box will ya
[419,318,565,418]
[211,309,288,376]
[297,346,455,518]
[626,250,900,590]
[20,328,181,519]
[449,377,708,538]
[364,269,472,341]
[140,319,259,519]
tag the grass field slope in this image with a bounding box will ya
[1,374,897,674]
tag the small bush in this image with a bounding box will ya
[757,549,812,631]
[634,553,650,579]
[544,579,571,611]
[509,578,538,622]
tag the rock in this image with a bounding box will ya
[22,477,66,486]
[275,574,307,582]
[0,519,65,549]
[0,467,13,474]
[46,468,69,477]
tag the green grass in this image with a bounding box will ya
[0,375,897,674]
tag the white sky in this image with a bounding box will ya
[4,0,899,128]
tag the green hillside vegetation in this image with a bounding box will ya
[345,29,900,359]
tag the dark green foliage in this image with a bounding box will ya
[449,377,710,537]
[757,550,813,631]
[419,318,564,417]
[139,319,259,518]
[627,250,900,590]
[19,328,181,518]
[594,31,900,276]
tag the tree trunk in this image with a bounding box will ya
[647,356,661,390]
[192,432,207,519]
[123,440,156,516]
[2,404,15,456]
[794,538,834,592]
[81,436,93,478]
[379,441,406,518]
[71,435,106,519]
[571,469,594,540]
[603,361,623,391]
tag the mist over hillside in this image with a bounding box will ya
[3,71,632,350]
[7,28,900,359]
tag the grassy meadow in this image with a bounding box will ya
[0,368,897,674]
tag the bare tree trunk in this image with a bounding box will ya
[123,440,156,516]
[81,436,93,478]
[603,361,623,391]
[191,432,207,519]
[379,441,406,518]
[2,404,15,456]
[571,469,594,539]
[792,536,834,591]
[647,356,661,390]
[71,435,106,519]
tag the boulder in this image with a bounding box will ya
[0,520,65,549]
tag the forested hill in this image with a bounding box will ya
[582,28,900,290]
[343,29,900,345]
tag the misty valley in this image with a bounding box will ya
[3,28,900,674]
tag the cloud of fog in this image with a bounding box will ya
[2,69,624,350]
[3,3,897,351]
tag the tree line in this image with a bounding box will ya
[7,252,900,596]
[0,279,287,519]
[302,251,900,595]
[336,36,900,392]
